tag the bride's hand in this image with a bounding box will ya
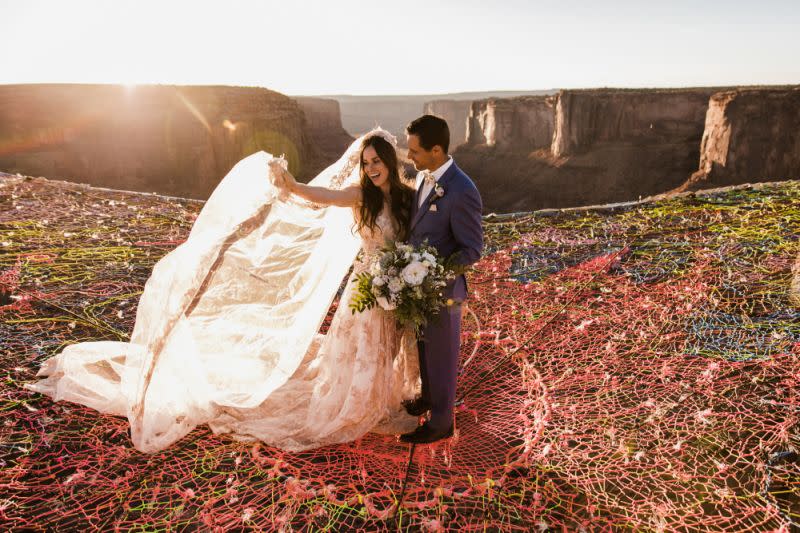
[268,160,297,192]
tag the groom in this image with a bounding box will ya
[400,115,484,444]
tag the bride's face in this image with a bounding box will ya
[361,146,390,190]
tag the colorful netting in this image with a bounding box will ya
[1,175,799,530]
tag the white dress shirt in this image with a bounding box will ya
[417,156,454,207]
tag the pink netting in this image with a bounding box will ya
[1,175,799,530]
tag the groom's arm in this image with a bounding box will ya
[449,184,484,267]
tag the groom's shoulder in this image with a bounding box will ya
[450,161,480,194]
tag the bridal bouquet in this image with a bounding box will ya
[349,242,458,332]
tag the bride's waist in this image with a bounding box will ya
[352,247,381,274]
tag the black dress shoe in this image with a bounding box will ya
[402,397,431,416]
[399,422,454,444]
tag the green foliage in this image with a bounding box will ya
[348,272,377,314]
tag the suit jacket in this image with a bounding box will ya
[409,161,483,301]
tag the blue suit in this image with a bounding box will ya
[409,160,483,431]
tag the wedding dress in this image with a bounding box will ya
[25,130,420,452]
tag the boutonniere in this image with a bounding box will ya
[434,184,445,198]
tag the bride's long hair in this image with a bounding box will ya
[356,135,414,241]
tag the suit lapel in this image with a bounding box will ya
[411,174,425,221]
[412,178,422,217]
[410,163,458,231]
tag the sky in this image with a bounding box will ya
[1,0,798,95]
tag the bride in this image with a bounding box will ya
[25,129,422,453]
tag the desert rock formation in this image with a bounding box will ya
[0,84,320,199]
[682,88,800,191]
[552,89,713,158]
[467,96,556,152]
[4,85,798,213]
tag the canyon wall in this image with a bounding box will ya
[682,88,800,191]
[4,85,797,212]
[0,84,321,199]
[551,89,714,157]
[466,96,556,151]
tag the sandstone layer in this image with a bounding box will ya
[551,89,714,157]
[681,88,800,191]
[0,84,320,199]
[467,96,556,151]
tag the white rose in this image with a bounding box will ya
[372,276,386,286]
[422,252,436,264]
[377,296,396,310]
[411,253,421,261]
[401,261,428,286]
[388,277,404,293]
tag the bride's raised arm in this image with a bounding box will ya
[269,161,361,208]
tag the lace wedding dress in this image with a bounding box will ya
[25,130,419,452]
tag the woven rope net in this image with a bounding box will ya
[1,175,799,531]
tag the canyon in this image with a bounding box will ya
[1,84,797,212]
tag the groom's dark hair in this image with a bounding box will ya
[406,115,450,154]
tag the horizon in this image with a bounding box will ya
[0,81,797,99]
[2,0,798,95]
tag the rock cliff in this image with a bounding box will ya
[0,84,319,199]
[466,96,556,151]
[681,87,800,191]
[552,89,713,157]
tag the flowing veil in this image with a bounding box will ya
[26,131,386,453]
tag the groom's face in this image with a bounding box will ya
[406,134,436,172]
